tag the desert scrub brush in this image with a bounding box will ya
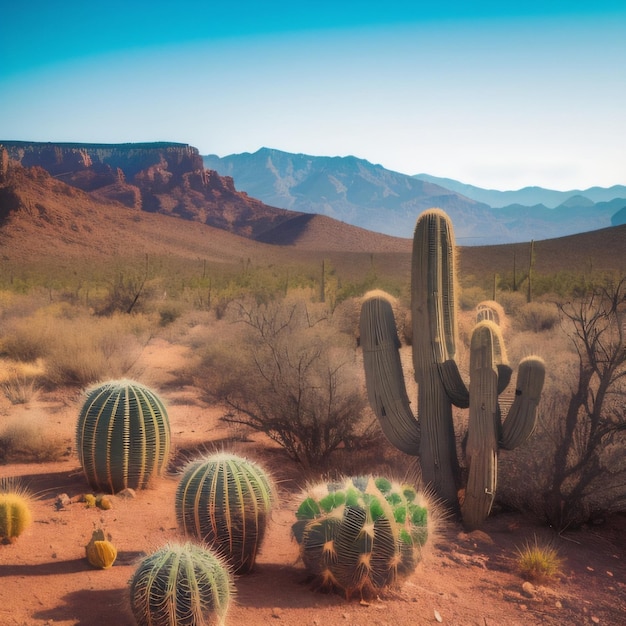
[0,477,33,543]
[129,541,233,626]
[175,452,274,574]
[76,379,171,493]
[515,535,563,584]
[292,475,435,599]
[85,528,117,569]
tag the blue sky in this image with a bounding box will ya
[1,1,625,190]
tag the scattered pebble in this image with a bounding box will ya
[434,608,443,622]
[521,581,536,598]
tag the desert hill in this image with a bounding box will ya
[2,154,625,289]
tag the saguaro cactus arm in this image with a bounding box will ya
[500,356,546,450]
[360,296,420,455]
[461,321,501,530]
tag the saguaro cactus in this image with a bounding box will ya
[76,379,171,494]
[129,541,233,626]
[292,476,432,599]
[175,452,274,574]
[360,209,545,529]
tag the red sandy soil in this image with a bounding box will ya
[1,337,625,626]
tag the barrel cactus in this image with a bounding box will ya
[76,379,171,494]
[175,452,274,574]
[0,479,32,543]
[85,528,117,569]
[129,541,233,626]
[292,476,433,599]
[360,208,545,529]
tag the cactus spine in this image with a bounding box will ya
[0,480,32,543]
[175,452,274,574]
[360,209,545,529]
[292,476,431,599]
[76,379,171,494]
[129,541,233,626]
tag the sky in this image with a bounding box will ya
[1,1,625,191]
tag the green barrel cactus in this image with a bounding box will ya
[76,379,171,494]
[129,541,233,626]
[292,476,431,599]
[360,209,545,529]
[0,479,32,543]
[175,452,274,574]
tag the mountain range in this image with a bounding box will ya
[1,140,624,287]
[203,148,626,244]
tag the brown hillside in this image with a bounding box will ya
[1,158,625,287]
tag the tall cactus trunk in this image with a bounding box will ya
[412,210,462,509]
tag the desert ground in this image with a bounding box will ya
[1,333,625,626]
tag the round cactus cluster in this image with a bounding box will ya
[292,476,431,599]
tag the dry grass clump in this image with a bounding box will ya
[0,360,44,404]
[0,412,69,463]
[515,535,563,584]
[516,301,560,333]
[1,305,154,388]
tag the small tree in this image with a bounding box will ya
[199,298,369,469]
[546,276,626,526]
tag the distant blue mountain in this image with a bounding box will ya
[203,148,626,244]
[412,173,626,210]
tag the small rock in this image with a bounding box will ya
[555,600,562,609]
[271,607,282,619]
[521,581,536,598]
[117,488,136,499]
[434,608,443,622]
[55,494,71,510]
[467,530,494,545]
[591,617,600,624]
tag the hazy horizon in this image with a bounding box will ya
[1,1,625,192]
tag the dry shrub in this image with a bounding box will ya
[0,413,69,463]
[43,313,152,387]
[515,301,560,332]
[515,535,563,583]
[1,305,153,388]
[0,360,44,404]
[194,297,373,470]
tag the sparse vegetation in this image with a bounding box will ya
[0,412,68,463]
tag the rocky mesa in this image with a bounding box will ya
[0,141,300,240]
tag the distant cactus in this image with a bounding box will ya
[129,541,233,626]
[360,209,545,529]
[175,452,274,574]
[292,476,432,599]
[0,479,32,543]
[85,528,117,569]
[76,379,171,494]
